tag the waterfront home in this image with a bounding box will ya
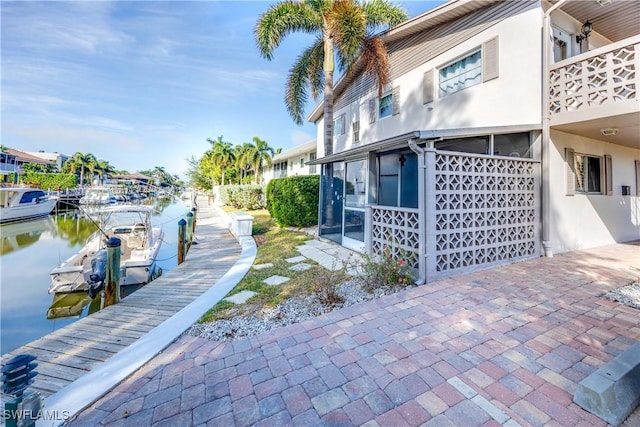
[307,0,640,283]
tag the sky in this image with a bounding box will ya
[1,1,441,178]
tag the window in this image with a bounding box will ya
[379,93,393,119]
[575,154,602,193]
[493,133,531,158]
[334,114,345,136]
[439,50,482,96]
[435,136,489,154]
[300,158,304,168]
[377,151,418,208]
[309,152,317,174]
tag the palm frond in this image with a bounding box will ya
[359,35,389,97]
[255,0,320,60]
[329,0,367,71]
[362,0,408,30]
[285,39,324,124]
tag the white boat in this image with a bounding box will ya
[79,186,115,205]
[49,205,164,294]
[0,187,58,223]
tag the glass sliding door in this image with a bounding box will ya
[343,159,367,251]
[319,162,344,244]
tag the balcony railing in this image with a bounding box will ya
[549,35,639,125]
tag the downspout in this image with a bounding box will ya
[408,138,426,285]
[542,0,567,258]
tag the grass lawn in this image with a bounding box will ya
[199,208,350,323]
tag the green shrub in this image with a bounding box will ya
[266,175,319,227]
[21,172,77,190]
[219,185,265,210]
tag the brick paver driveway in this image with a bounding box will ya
[69,241,639,426]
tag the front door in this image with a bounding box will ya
[342,159,367,251]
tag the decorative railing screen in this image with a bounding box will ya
[432,153,539,278]
[549,40,637,115]
[370,206,420,269]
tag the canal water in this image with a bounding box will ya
[0,197,192,354]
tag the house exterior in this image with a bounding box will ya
[308,0,639,283]
[262,140,318,184]
[26,151,70,172]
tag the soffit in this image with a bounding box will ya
[551,0,640,42]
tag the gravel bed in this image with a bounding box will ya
[604,281,640,310]
[187,280,411,342]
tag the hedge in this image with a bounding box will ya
[266,175,319,227]
[219,185,265,210]
[20,172,77,190]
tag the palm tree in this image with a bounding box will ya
[67,152,97,186]
[242,137,275,185]
[95,160,116,184]
[234,143,253,184]
[207,136,235,186]
[255,0,406,156]
[256,0,406,223]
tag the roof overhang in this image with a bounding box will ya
[307,124,541,165]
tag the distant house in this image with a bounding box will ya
[1,148,51,182]
[262,140,318,184]
[307,0,640,283]
[26,151,70,172]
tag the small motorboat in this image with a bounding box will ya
[49,205,164,294]
[0,187,58,223]
[79,186,115,205]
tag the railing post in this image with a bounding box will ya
[191,207,197,233]
[177,219,186,264]
[104,237,121,307]
[364,204,372,253]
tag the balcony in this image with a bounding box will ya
[548,35,639,149]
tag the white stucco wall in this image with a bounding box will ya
[549,130,640,253]
[319,5,543,156]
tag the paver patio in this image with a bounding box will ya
[68,241,639,426]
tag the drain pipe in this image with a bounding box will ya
[408,138,426,285]
[541,0,567,258]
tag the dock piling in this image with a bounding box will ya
[104,237,121,307]
[186,212,194,251]
[177,219,186,264]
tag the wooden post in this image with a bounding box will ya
[177,218,186,264]
[191,207,197,232]
[186,212,194,251]
[104,237,121,307]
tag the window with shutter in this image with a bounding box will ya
[352,121,360,144]
[482,36,499,82]
[439,50,482,96]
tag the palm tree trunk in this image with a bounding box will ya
[323,35,335,227]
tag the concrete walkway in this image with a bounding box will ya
[68,241,640,426]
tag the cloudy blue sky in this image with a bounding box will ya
[1,1,441,178]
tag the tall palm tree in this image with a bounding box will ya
[256,0,406,223]
[207,136,235,186]
[68,152,97,186]
[255,0,406,156]
[242,137,275,185]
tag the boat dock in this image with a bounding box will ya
[0,200,250,402]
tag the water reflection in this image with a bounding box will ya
[0,217,57,255]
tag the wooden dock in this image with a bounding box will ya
[1,202,242,398]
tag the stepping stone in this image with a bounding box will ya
[263,275,290,286]
[285,256,306,264]
[253,263,274,270]
[289,262,312,272]
[224,290,257,304]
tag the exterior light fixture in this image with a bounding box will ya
[576,20,593,44]
[600,127,619,136]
